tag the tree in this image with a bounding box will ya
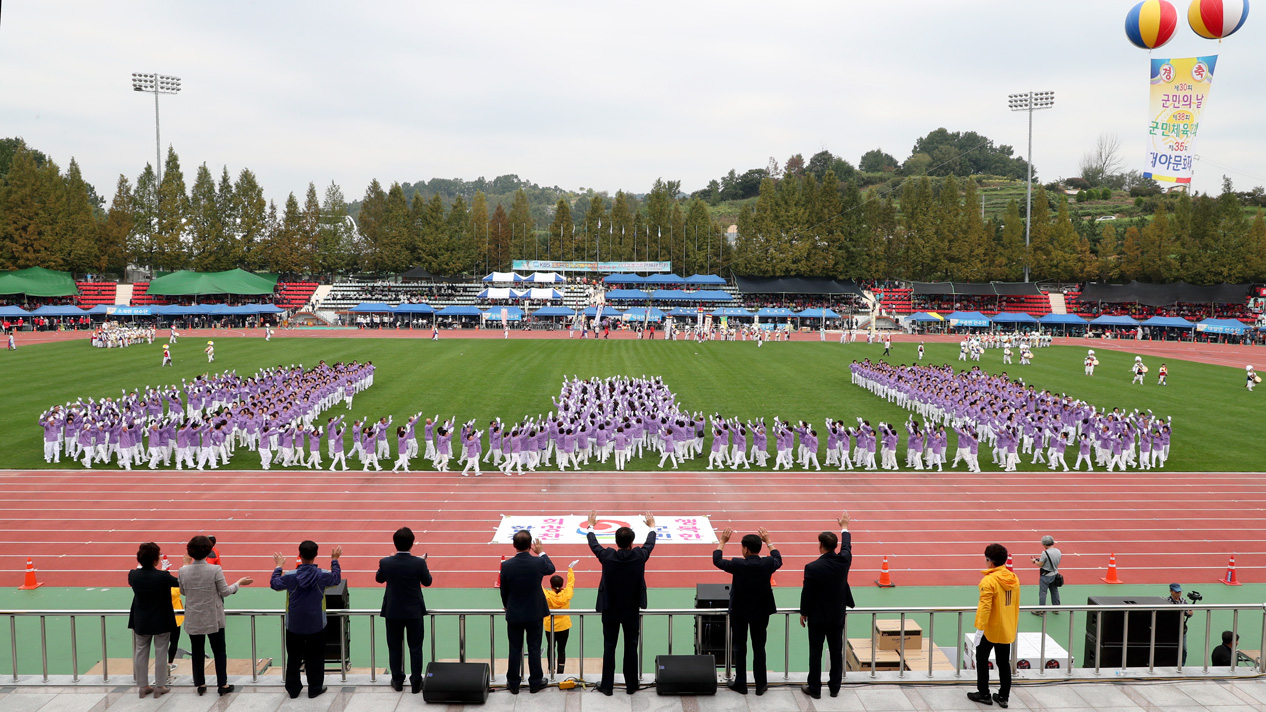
[1120,226,1144,280]
[96,174,134,274]
[315,181,356,274]
[153,147,189,271]
[0,144,61,269]
[59,158,100,273]
[902,153,932,177]
[1078,133,1124,186]
[469,191,490,273]
[784,154,805,178]
[130,164,158,270]
[580,193,607,262]
[1096,223,1121,282]
[548,198,572,260]
[439,195,473,275]
[188,163,228,271]
[993,200,1025,280]
[356,179,388,272]
[1245,211,1266,282]
[488,203,511,271]
[1043,196,1080,282]
[859,149,898,173]
[508,189,534,262]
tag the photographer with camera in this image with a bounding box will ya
[1167,583,1196,665]
[1029,536,1062,615]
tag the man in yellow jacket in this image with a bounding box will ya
[969,543,1020,709]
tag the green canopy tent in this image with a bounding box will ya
[145,269,277,296]
[0,267,79,297]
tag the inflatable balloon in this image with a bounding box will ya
[1126,0,1180,49]
[1188,0,1250,39]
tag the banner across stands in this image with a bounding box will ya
[513,260,672,273]
[490,514,715,545]
[1145,55,1217,186]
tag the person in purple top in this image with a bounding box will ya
[461,430,484,477]
[327,419,348,471]
[306,428,323,470]
[391,427,411,473]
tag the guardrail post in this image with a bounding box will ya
[1094,609,1102,676]
[280,616,286,672]
[725,612,732,683]
[1067,610,1075,677]
[1148,611,1156,674]
[489,615,496,675]
[1176,610,1185,674]
[578,614,584,683]
[369,615,376,682]
[430,615,436,666]
[667,614,673,656]
[869,612,877,679]
[39,616,47,683]
[638,616,644,682]
[548,616,555,683]
[340,615,348,682]
[459,615,466,663]
[898,612,906,679]
[1203,610,1212,674]
[100,615,109,683]
[1121,607,1130,671]
[70,615,78,683]
[250,614,258,683]
[10,614,17,681]
[956,612,963,678]
[927,613,935,678]
[784,612,790,680]
[1229,610,1239,674]
[1038,613,1047,675]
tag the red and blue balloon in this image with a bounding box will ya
[1125,0,1180,49]
[1187,0,1250,39]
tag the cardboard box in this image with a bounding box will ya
[846,638,953,672]
[874,618,923,651]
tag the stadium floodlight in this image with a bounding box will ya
[132,72,182,183]
[1008,91,1055,282]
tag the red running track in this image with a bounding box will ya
[2,469,1263,589]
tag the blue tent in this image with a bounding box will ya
[481,272,525,282]
[584,306,623,317]
[0,305,32,317]
[603,274,642,284]
[87,304,131,315]
[482,307,524,321]
[650,289,688,301]
[438,306,482,317]
[642,274,685,285]
[532,306,575,317]
[712,308,754,318]
[796,308,841,319]
[691,290,733,302]
[349,302,396,313]
[252,304,284,314]
[947,311,991,327]
[755,307,795,318]
[990,312,1039,324]
[685,274,727,286]
[1089,315,1140,326]
[1038,313,1088,325]
[605,289,650,300]
[907,312,944,323]
[1142,315,1194,328]
[1196,318,1249,334]
[666,307,698,317]
[32,304,86,316]
[622,307,666,321]
[394,303,436,314]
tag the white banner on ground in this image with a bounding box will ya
[490,514,715,545]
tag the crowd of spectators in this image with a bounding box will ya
[1074,301,1258,322]
[739,294,860,312]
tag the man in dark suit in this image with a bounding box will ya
[586,510,656,695]
[798,512,855,699]
[713,526,782,695]
[375,526,433,693]
[500,529,555,694]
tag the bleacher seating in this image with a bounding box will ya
[276,281,318,309]
[129,282,158,306]
[75,282,117,308]
[875,288,913,315]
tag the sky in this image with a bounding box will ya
[1,1,1263,205]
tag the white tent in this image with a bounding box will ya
[481,272,525,283]
[526,272,565,283]
[477,287,519,299]
[524,288,563,300]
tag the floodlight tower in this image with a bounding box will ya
[132,73,182,182]
[1008,91,1054,282]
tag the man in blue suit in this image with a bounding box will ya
[586,510,656,696]
[500,530,554,694]
[798,512,855,699]
[376,527,432,693]
[713,526,782,695]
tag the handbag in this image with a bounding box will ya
[1044,552,1064,587]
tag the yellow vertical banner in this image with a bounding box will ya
[1145,55,1217,186]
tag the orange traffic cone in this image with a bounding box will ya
[18,558,43,590]
[296,555,303,566]
[494,555,505,588]
[161,554,171,571]
[1005,554,1015,572]
[874,555,896,588]
[771,574,778,587]
[1220,554,1243,586]
[1100,553,1123,584]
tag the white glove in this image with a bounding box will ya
[568,560,580,570]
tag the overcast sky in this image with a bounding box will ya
[2,1,1262,204]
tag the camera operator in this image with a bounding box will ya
[1167,583,1195,665]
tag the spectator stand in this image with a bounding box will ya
[909,281,1047,317]
[1076,281,1256,340]
[732,276,864,326]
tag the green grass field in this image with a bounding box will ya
[4,337,1260,472]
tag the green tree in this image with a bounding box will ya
[488,203,511,271]
[233,169,268,272]
[59,158,100,273]
[1244,211,1266,282]
[188,164,227,271]
[1043,197,1080,282]
[153,147,189,271]
[96,174,134,275]
[859,149,898,173]
[130,164,158,270]
[993,199,1025,280]
[1120,226,1144,280]
[356,180,389,272]
[548,198,572,261]
[440,195,473,275]
[469,191,490,273]
[508,189,534,262]
[1096,223,1121,282]
[0,144,61,269]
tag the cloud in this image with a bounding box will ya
[0,0,1261,203]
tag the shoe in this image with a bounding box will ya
[153,687,170,699]
[992,693,1009,708]
[755,684,768,696]
[391,679,403,692]
[966,691,993,705]
[138,686,153,699]
[412,680,424,694]
[529,685,547,694]
[308,686,327,699]
[830,689,839,697]
[167,663,178,674]
[507,686,520,695]
[595,686,613,696]
[800,685,821,699]
[218,685,235,695]
[727,683,748,695]
[196,685,207,696]
[626,685,638,695]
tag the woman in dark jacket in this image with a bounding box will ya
[128,542,180,698]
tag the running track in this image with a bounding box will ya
[3,468,1262,589]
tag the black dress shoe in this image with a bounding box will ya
[992,693,1009,708]
[830,689,839,698]
[529,684,547,694]
[308,686,327,699]
[217,685,235,696]
[800,685,821,699]
[966,691,993,706]
[727,683,748,695]
[755,685,768,696]
[595,686,613,696]
[411,679,424,694]
[507,686,519,695]
[390,680,404,692]
[626,686,638,695]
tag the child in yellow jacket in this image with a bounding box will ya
[543,561,579,675]
[969,544,1020,709]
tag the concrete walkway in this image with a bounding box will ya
[3,678,1266,712]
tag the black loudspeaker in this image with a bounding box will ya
[655,655,718,695]
[322,581,351,672]
[694,584,731,659]
[423,662,491,704]
[1083,596,1181,668]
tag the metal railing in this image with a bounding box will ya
[4,602,1264,685]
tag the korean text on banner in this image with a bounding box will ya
[1145,55,1217,185]
[491,515,716,545]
